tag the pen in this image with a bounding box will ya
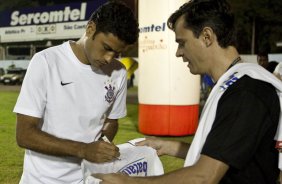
[101,135,111,143]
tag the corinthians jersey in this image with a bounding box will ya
[83,138,164,184]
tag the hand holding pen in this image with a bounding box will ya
[80,134,120,163]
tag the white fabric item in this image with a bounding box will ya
[274,62,282,77]
[273,62,282,170]
[184,63,282,169]
[83,138,164,184]
[13,41,127,184]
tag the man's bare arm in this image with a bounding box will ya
[16,113,119,163]
[136,137,189,158]
[94,154,229,184]
[100,118,118,141]
[155,155,229,184]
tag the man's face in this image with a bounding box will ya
[257,55,268,68]
[174,15,207,75]
[84,23,128,70]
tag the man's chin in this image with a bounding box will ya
[188,68,198,75]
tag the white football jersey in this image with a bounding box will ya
[83,138,164,184]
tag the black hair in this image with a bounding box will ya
[89,0,139,44]
[167,0,237,48]
[257,52,268,58]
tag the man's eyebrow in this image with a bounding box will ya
[103,43,120,53]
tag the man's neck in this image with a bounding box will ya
[70,39,89,65]
[209,46,240,82]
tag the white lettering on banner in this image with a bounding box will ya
[139,23,166,33]
[10,3,86,26]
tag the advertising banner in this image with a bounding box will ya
[0,0,107,42]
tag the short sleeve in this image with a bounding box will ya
[13,53,48,118]
[107,70,127,119]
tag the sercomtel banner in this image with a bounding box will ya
[0,0,106,43]
[138,0,200,136]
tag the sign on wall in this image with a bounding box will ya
[138,0,200,136]
[0,0,107,43]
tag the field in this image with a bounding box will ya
[0,91,23,184]
[0,87,193,183]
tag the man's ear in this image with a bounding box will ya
[201,27,214,47]
[86,21,96,37]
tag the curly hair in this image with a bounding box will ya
[89,0,139,45]
[167,0,237,48]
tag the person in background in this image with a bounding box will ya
[13,1,138,183]
[120,57,138,88]
[257,52,269,69]
[94,0,282,183]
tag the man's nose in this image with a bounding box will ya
[176,48,182,58]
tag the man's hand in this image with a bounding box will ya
[81,141,120,163]
[136,137,189,158]
[135,137,168,156]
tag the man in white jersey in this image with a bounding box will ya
[13,1,138,183]
[94,0,281,183]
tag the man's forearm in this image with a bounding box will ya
[101,119,118,141]
[169,141,190,159]
[16,114,86,159]
[17,124,86,159]
[133,155,228,184]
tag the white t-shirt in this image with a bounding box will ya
[13,41,127,184]
[83,138,164,184]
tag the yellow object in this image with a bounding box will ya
[120,57,138,79]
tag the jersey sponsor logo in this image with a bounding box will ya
[118,158,148,176]
[220,72,240,91]
[105,84,116,103]
[61,81,73,86]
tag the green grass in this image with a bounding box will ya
[0,91,24,184]
[0,90,193,183]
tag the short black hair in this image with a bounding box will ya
[257,52,268,58]
[167,0,237,48]
[89,0,139,44]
